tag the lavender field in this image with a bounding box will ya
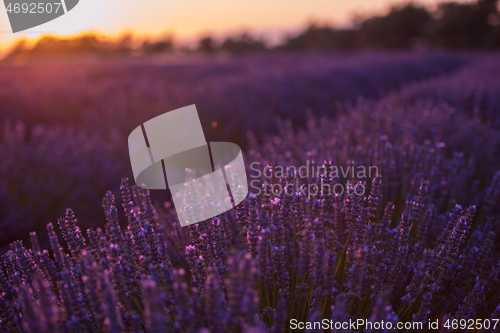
[1,51,500,332]
[0,51,470,247]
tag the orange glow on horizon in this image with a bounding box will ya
[0,0,475,54]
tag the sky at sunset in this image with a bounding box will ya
[0,0,472,50]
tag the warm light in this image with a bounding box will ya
[0,0,474,53]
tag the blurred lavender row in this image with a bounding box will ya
[0,51,472,248]
[0,52,468,141]
[0,53,500,332]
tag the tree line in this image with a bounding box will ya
[5,0,500,58]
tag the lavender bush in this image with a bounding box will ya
[1,52,500,332]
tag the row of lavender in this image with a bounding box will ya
[1,53,500,332]
[0,52,470,249]
[0,123,129,248]
[0,52,467,141]
[1,162,499,331]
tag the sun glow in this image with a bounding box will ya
[0,0,475,53]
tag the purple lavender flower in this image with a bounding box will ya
[142,278,170,332]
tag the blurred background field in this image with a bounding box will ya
[0,50,475,250]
